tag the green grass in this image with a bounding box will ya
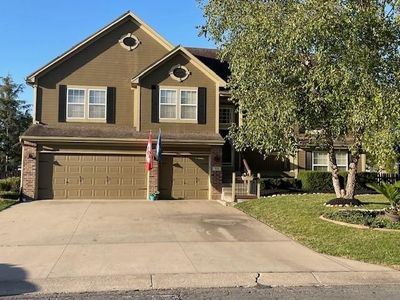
[236,194,400,268]
[0,200,15,212]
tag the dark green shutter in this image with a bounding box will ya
[198,87,207,124]
[107,87,116,124]
[35,87,43,122]
[58,85,67,122]
[306,151,313,170]
[152,85,159,123]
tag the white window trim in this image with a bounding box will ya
[169,65,190,82]
[312,151,348,171]
[159,87,198,123]
[119,33,141,51]
[88,88,107,120]
[66,86,107,122]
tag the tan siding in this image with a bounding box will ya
[140,53,216,134]
[37,20,169,127]
[298,149,306,171]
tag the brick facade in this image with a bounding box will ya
[210,146,223,200]
[21,141,38,201]
[148,158,159,198]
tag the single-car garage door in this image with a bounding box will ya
[159,156,209,200]
[38,154,146,199]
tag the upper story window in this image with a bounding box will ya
[219,106,234,129]
[159,87,197,122]
[312,151,348,172]
[169,65,190,82]
[67,86,106,122]
[119,33,140,51]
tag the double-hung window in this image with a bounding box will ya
[312,151,348,172]
[67,86,107,122]
[159,88,198,122]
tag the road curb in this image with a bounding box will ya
[1,271,400,296]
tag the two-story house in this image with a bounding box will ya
[21,11,366,201]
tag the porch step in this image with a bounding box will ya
[221,187,234,203]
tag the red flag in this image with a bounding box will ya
[145,131,153,171]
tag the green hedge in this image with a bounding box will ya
[0,177,20,192]
[297,171,378,193]
[0,191,19,200]
[261,177,302,191]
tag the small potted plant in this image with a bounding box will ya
[367,182,400,222]
[149,191,159,201]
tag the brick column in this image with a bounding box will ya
[149,159,159,197]
[210,146,223,200]
[21,141,38,201]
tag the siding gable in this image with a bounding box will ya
[36,19,170,126]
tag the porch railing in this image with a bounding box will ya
[231,159,261,201]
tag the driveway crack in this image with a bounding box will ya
[45,201,92,278]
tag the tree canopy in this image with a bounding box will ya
[199,0,400,198]
[0,75,32,175]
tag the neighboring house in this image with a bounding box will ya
[20,11,366,201]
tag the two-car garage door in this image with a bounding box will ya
[38,153,210,200]
[38,154,147,199]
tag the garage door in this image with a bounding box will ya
[38,154,146,199]
[159,156,209,200]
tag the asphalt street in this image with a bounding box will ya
[4,285,400,300]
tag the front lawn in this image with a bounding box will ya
[0,200,15,212]
[236,194,400,268]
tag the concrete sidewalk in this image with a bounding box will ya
[0,200,398,296]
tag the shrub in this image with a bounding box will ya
[298,171,378,194]
[297,171,342,193]
[323,210,400,230]
[0,191,20,200]
[0,177,20,192]
[260,177,301,190]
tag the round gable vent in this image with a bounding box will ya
[169,65,190,82]
[119,33,140,51]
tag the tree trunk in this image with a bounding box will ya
[328,147,343,198]
[344,153,360,200]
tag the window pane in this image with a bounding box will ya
[67,104,84,118]
[336,152,348,166]
[89,90,106,104]
[313,152,327,165]
[220,108,233,124]
[181,106,196,120]
[337,166,347,172]
[67,89,85,104]
[160,105,176,119]
[314,166,329,171]
[89,105,106,119]
[160,90,177,104]
[181,91,197,105]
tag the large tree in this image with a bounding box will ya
[199,0,400,199]
[0,75,32,175]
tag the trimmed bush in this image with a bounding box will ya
[0,191,19,200]
[298,171,341,193]
[261,177,301,190]
[0,177,20,192]
[298,171,378,194]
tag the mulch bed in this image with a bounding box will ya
[325,198,363,207]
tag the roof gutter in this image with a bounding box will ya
[20,135,225,146]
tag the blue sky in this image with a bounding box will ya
[0,0,214,106]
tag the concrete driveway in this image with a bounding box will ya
[0,200,398,295]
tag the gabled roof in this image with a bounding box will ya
[131,46,227,86]
[186,47,230,82]
[26,11,174,84]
